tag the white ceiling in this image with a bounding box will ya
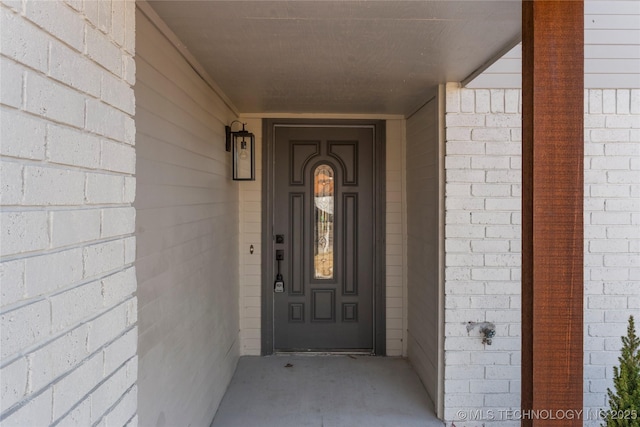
[147,1,522,116]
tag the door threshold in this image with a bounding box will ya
[273,350,375,356]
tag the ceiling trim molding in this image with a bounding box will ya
[136,0,240,117]
[240,113,406,120]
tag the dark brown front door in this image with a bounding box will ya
[270,123,380,352]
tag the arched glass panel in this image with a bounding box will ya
[314,165,334,279]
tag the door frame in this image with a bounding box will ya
[261,118,386,355]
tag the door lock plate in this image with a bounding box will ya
[274,280,284,293]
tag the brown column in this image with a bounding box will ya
[521,1,584,426]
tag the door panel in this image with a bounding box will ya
[273,125,375,351]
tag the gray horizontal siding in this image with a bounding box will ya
[135,8,240,427]
[467,1,640,89]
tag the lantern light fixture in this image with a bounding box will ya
[225,120,255,181]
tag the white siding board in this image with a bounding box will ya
[135,107,226,161]
[467,4,640,89]
[135,14,231,119]
[585,29,640,45]
[135,82,222,146]
[135,133,226,180]
[385,119,407,356]
[237,118,262,355]
[406,92,442,408]
[588,59,640,74]
[135,8,239,427]
[586,45,640,59]
[586,74,640,88]
[135,57,228,130]
[586,14,640,29]
[585,1,640,15]
[134,150,224,188]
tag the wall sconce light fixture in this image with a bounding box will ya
[225,120,255,181]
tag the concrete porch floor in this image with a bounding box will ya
[211,355,444,427]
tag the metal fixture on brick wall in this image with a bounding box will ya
[225,120,255,181]
[466,321,496,345]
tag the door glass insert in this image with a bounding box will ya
[314,165,334,279]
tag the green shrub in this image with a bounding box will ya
[603,316,640,427]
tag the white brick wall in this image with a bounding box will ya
[444,85,523,426]
[443,83,639,425]
[0,1,137,426]
[584,88,640,425]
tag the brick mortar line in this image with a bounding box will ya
[0,201,136,212]
[0,323,137,421]
[0,57,133,118]
[1,2,132,76]
[0,232,135,263]
[86,383,137,427]
[0,259,135,316]
[0,106,134,148]
[0,295,136,367]
[0,205,135,213]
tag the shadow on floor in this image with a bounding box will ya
[211,355,444,427]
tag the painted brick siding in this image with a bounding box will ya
[444,83,639,425]
[134,4,240,426]
[444,85,522,426]
[0,0,137,426]
[583,88,640,423]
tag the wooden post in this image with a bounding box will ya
[521,1,584,426]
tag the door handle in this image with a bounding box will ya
[274,249,285,292]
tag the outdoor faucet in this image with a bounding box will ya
[466,321,496,345]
